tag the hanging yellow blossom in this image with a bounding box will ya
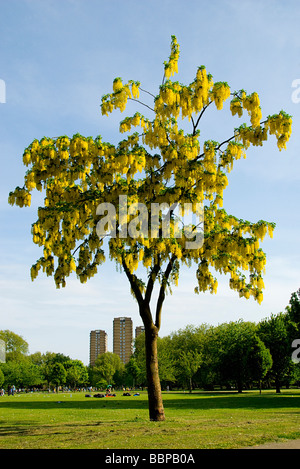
[211,82,231,110]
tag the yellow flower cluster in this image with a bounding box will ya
[8,187,31,207]
[164,35,180,79]
[186,204,273,301]
[235,124,268,148]
[234,108,292,151]
[219,142,246,173]
[265,110,292,151]
[230,91,263,129]
[101,79,140,116]
[119,113,148,133]
[142,118,169,150]
[192,66,213,113]
[229,92,291,152]
[154,82,181,119]
[153,68,214,122]
[211,82,231,110]
[203,141,216,172]
[242,92,262,128]
[230,98,243,117]
[195,262,218,294]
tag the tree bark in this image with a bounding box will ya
[144,322,165,421]
[122,256,175,422]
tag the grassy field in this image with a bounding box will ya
[0,389,300,449]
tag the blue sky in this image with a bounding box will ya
[0,0,299,365]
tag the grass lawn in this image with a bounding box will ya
[0,389,300,449]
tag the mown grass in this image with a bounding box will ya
[1,390,300,449]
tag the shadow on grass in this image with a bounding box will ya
[0,421,35,436]
[1,392,300,412]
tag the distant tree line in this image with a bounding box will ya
[1,289,300,393]
[129,288,300,393]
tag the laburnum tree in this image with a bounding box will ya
[9,36,292,421]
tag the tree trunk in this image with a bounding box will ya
[122,256,171,422]
[237,381,243,393]
[144,324,165,421]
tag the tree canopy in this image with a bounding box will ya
[0,330,29,356]
[8,36,292,306]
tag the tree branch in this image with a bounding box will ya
[121,257,144,306]
[155,254,177,330]
[129,98,155,112]
[145,258,161,304]
[192,118,268,164]
[192,102,212,135]
[139,87,156,99]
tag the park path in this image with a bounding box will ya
[243,439,300,449]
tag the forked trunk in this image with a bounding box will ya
[123,256,170,422]
[144,324,165,421]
